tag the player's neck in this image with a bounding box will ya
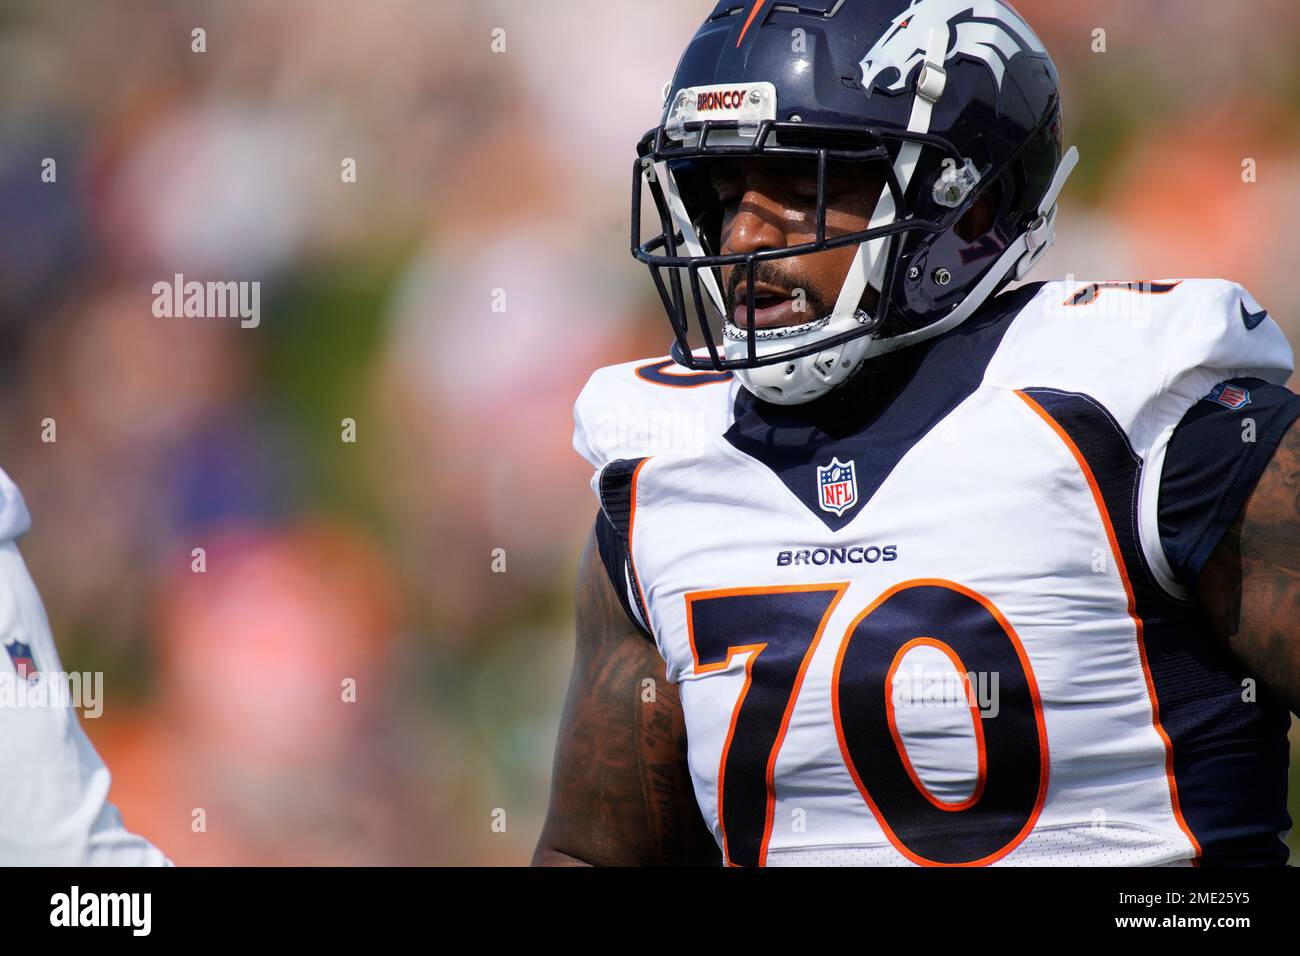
[794,339,934,438]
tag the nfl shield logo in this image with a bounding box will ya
[4,640,37,682]
[817,457,858,517]
[1204,383,1251,410]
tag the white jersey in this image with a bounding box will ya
[574,278,1295,866]
[0,468,171,866]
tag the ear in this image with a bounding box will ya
[954,190,996,242]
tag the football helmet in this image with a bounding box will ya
[632,0,1079,404]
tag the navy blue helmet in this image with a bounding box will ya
[632,0,1077,404]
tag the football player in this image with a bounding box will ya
[535,0,1300,866]
[0,468,171,865]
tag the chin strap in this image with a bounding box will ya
[857,143,1080,361]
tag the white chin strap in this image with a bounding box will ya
[724,25,1079,405]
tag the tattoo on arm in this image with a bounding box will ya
[532,525,721,866]
[1198,418,1300,713]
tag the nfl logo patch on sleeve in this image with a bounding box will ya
[4,639,38,683]
[817,457,858,517]
[1204,383,1252,410]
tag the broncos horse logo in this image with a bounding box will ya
[858,0,1046,98]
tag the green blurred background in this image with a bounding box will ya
[0,0,1296,864]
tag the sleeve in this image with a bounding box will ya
[593,456,655,644]
[573,360,733,644]
[1157,377,1300,585]
[574,369,649,642]
[593,508,654,643]
[0,537,172,866]
[1130,279,1294,596]
[572,357,736,496]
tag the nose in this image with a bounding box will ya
[720,183,788,257]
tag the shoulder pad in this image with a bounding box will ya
[986,278,1294,598]
[987,278,1293,451]
[0,468,31,544]
[572,356,737,474]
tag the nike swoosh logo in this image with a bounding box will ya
[1240,300,1268,330]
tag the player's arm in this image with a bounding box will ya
[1197,418,1300,714]
[532,524,721,866]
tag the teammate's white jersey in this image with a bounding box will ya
[574,278,1296,866]
[0,468,171,866]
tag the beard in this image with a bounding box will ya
[721,261,919,430]
[721,260,831,328]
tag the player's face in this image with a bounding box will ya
[709,157,886,331]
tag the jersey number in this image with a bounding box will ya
[685,578,1048,866]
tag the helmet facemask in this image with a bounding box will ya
[631,5,1079,406]
[633,116,985,403]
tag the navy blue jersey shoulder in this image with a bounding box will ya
[1158,378,1300,585]
[593,508,653,643]
[723,282,1044,530]
[594,459,654,644]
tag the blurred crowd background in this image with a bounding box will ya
[0,0,1297,865]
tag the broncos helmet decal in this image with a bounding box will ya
[859,0,1047,98]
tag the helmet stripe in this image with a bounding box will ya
[735,0,771,47]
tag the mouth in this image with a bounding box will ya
[732,282,808,330]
